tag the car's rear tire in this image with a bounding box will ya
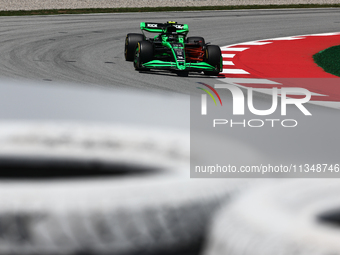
[203,45,222,76]
[187,37,205,46]
[134,41,153,71]
[125,33,145,61]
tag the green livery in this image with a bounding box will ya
[125,21,222,76]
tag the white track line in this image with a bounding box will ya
[220,47,248,51]
[235,41,272,46]
[222,54,235,58]
[309,32,340,36]
[311,101,340,109]
[268,36,304,41]
[221,69,249,74]
[223,61,234,65]
[217,78,280,85]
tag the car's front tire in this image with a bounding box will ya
[204,45,222,76]
[134,41,153,71]
[125,33,145,61]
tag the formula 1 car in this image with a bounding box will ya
[124,21,222,76]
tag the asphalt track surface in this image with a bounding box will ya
[0,8,340,93]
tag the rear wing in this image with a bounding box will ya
[140,22,189,34]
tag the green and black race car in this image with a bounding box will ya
[124,21,222,76]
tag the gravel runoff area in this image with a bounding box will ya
[0,0,339,11]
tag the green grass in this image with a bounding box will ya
[313,45,340,77]
[0,4,340,16]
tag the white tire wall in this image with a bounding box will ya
[0,122,247,255]
[203,179,340,255]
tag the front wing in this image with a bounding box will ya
[141,60,219,72]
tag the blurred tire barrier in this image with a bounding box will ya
[0,122,248,255]
[203,179,340,255]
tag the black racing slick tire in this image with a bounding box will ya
[125,33,144,61]
[134,41,153,71]
[187,37,205,46]
[203,179,340,255]
[203,45,222,76]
